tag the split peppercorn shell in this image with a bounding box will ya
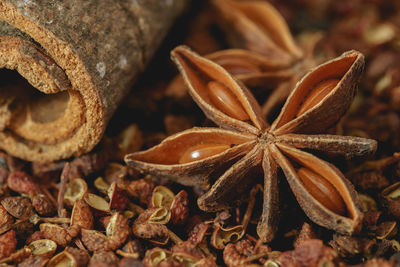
[28,239,57,258]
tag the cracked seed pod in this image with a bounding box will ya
[106,212,130,246]
[126,178,155,205]
[211,224,245,250]
[0,206,13,234]
[278,239,338,266]
[28,239,57,258]
[147,207,171,225]
[132,222,170,245]
[80,230,110,252]
[84,193,110,213]
[132,207,171,244]
[381,182,400,220]
[71,199,93,230]
[39,224,79,247]
[151,185,175,209]
[94,177,110,194]
[31,193,55,216]
[170,190,189,225]
[376,221,397,240]
[63,178,88,207]
[81,212,129,251]
[116,124,144,161]
[47,249,89,267]
[223,239,256,267]
[107,182,129,211]
[7,171,41,195]
[65,247,90,266]
[142,248,172,267]
[1,196,34,219]
[121,239,144,259]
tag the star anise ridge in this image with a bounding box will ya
[125,46,377,242]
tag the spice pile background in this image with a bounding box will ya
[1,0,400,266]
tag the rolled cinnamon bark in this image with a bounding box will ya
[0,0,187,162]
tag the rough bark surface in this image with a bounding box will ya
[0,0,187,162]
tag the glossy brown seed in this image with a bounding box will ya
[207,81,250,121]
[179,143,231,164]
[297,168,346,215]
[297,79,340,116]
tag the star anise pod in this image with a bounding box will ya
[125,46,377,242]
[167,0,323,119]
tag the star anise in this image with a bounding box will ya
[167,0,323,119]
[125,46,377,242]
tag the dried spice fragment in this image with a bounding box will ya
[1,196,34,219]
[0,206,13,234]
[0,230,17,259]
[170,190,189,225]
[63,178,88,207]
[31,193,56,216]
[223,239,257,267]
[28,239,57,258]
[81,212,129,251]
[18,255,49,267]
[108,182,129,211]
[126,46,376,242]
[119,257,145,267]
[277,239,338,267]
[132,208,171,245]
[39,224,79,247]
[71,199,93,230]
[381,182,400,220]
[88,251,118,267]
[211,224,244,250]
[127,178,155,205]
[47,247,90,267]
[329,234,376,259]
[7,171,41,195]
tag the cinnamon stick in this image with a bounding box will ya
[0,0,187,162]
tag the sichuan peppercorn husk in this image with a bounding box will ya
[0,0,186,162]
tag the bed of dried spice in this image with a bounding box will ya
[1,0,400,266]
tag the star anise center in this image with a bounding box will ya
[258,131,276,146]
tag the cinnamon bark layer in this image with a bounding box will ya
[0,0,186,162]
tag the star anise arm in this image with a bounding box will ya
[125,127,255,188]
[278,134,377,159]
[197,145,263,211]
[171,45,267,134]
[257,148,279,243]
[271,50,364,135]
[206,49,293,89]
[270,143,363,235]
[212,0,303,61]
